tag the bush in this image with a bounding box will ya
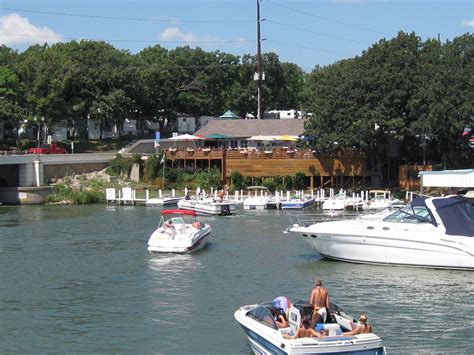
[283,176,293,191]
[294,172,306,190]
[46,182,105,205]
[195,169,221,190]
[263,177,276,192]
[144,154,163,182]
[107,154,133,176]
[231,171,247,190]
[274,175,284,190]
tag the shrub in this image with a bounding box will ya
[231,171,247,190]
[294,172,306,190]
[283,176,293,190]
[107,154,133,176]
[195,169,221,190]
[274,175,284,190]
[263,177,276,192]
[144,154,163,182]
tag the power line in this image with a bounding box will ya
[268,1,391,36]
[265,19,371,45]
[266,39,355,57]
[1,7,254,23]
[1,32,254,45]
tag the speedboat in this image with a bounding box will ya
[322,190,348,211]
[281,192,316,210]
[362,190,403,210]
[234,299,385,354]
[289,196,474,270]
[177,196,236,215]
[243,186,281,210]
[147,209,211,253]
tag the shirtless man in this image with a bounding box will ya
[343,314,373,335]
[309,279,330,325]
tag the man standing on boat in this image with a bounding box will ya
[309,279,330,325]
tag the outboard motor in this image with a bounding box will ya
[221,206,231,216]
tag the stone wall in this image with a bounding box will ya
[44,163,109,182]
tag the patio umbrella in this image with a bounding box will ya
[206,133,229,139]
[169,134,203,141]
[275,135,298,142]
[206,133,229,148]
[168,134,203,149]
[246,135,274,141]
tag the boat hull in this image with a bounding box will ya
[291,220,474,270]
[178,199,236,215]
[234,308,385,355]
[146,197,184,206]
[281,199,315,210]
[147,228,211,253]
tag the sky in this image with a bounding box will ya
[1,0,473,71]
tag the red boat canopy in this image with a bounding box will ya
[162,209,197,217]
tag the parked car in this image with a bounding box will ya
[28,143,67,154]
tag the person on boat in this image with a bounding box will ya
[165,220,174,228]
[192,219,201,229]
[309,279,330,325]
[270,307,289,328]
[283,318,322,339]
[343,314,373,335]
[275,313,289,328]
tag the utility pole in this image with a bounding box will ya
[256,0,264,119]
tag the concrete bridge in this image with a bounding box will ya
[0,153,115,188]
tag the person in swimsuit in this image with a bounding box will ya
[309,279,330,325]
[343,314,373,335]
[283,318,323,339]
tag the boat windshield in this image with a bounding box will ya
[170,217,185,224]
[383,205,433,224]
[246,305,277,329]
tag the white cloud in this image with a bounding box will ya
[0,13,63,46]
[158,26,220,44]
[461,19,474,27]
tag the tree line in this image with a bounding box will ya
[1,31,472,185]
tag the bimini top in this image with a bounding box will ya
[162,209,197,216]
[431,196,474,237]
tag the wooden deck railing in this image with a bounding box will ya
[165,148,320,160]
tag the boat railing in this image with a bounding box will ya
[289,212,359,227]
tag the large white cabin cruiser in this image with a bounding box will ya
[147,209,211,253]
[289,196,474,270]
[235,299,385,354]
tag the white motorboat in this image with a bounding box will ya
[289,196,474,270]
[362,190,403,210]
[281,191,316,210]
[322,190,348,211]
[147,209,211,253]
[146,196,184,206]
[177,196,237,215]
[235,299,385,355]
[243,186,281,210]
[281,197,316,210]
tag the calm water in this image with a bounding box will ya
[0,205,472,354]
